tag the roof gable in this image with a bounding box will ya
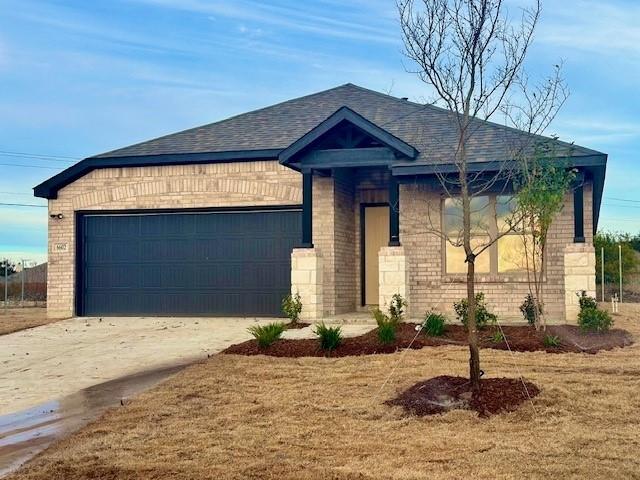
[278,106,418,166]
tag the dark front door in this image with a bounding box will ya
[77,209,301,317]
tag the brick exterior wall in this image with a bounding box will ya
[46,161,301,318]
[47,157,595,325]
[399,182,595,323]
[311,171,357,315]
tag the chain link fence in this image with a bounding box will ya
[1,259,47,307]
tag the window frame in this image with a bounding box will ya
[440,194,543,280]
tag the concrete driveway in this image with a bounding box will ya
[0,316,373,416]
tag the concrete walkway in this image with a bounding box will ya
[0,316,373,415]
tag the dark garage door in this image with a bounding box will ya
[78,209,301,317]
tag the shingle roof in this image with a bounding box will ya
[94,83,602,163]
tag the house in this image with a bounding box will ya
[34,84,605,322]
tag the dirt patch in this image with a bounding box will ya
[548,324,633,353]
[223,322,633,357]
[0,308,62,336]
[385,375,540,417]
[284,322,310,330]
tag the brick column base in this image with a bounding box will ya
[378,246,409,315]
[291,248,324,322]
[564,243,596,322]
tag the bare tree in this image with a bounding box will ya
[398,0,568,391]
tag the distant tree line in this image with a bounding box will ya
[595,232,639,284]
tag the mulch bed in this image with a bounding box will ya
[547,324,633,353]
[222,323,633,358]
[385,375,540,417]
[284,322,310,330]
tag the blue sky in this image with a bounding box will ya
[0,0,639,263]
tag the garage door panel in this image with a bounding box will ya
[80,209,300,316]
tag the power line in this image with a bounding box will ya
[602,203,640,209]
[0,156,74,164]
[0,202,47,208]
[600,217,640,223]
[0,150,80,160]
[0,191,33,196]
[0,163,61,170]
[605,196,640,204]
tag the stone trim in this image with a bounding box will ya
[563,243,596,322]
[378,246,409,315]
[291,248,324,322]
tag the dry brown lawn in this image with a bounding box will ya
[9,305,640,480]
[0,308,58,336]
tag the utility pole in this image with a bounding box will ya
[3,259,7,312]
[20,259,26,305]
[619,244,623,303]
[601,246,605,302]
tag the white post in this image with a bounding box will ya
[600,246,605,302]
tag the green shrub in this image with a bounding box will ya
[519,293,541,326]
[377,321,397,344]
[372,308,398,344]
[576,291,613,332]
[491,330,505,343]
[454,292,497,330]
[248,322,286,348]
[314,323,343,350]
[578,307,613,333]
[282,292,303,324]
[422,312,446,337]
[577,291,598,311]
[371,295,407,345]
[389,293,407,323]
[543,334,560,347]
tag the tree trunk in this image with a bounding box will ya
[466,258,481,391]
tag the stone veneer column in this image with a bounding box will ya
[291,248,324,322]
[378,246,409,314]
[563,243,596,322]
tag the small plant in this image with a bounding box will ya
[248,322,286,348]
[282,292,303,325]
[377,320,397,344]
[520,293,541,326]
[577,291,598,311]
[576,291,613,332]
[372,294,407,345]
[578,307,613,333]
[314,323,343,351]
[454,292,497,330]
[389,293,407,322]
[491,330,505,343]
[373,308,397,344]
[422,312,446,337]
[543,334,560,347]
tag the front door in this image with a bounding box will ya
[363,205,390,306]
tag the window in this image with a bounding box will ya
[443,195,534,275]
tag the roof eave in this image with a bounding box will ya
[33,149,282,199]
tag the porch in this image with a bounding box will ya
[278,106,598,323]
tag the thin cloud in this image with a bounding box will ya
[537,1,640,60]
[132,0,398,44]
[554,117,640,147]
